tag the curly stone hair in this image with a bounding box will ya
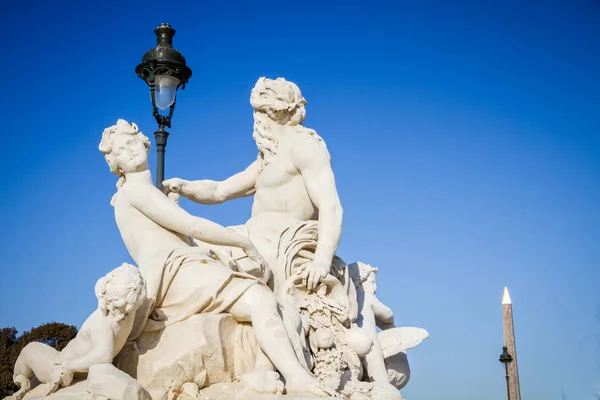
[250,78,328,173]
[98,119,151,189]
[348,262,379,285]
[94,263,146,322]
[250,77,307,126]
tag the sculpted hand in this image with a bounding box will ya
[242,242,269,274]
[301,261,330,291]
[162,178,187,195]
[48,361,74,393]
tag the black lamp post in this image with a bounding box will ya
[499,345,513,400]
[135,23,192,188]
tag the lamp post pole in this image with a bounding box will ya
[135,23,192,189]
[148,76,172,188]
[147,76,172,188]
[504,363,510,400]
[154,124,168,188]
[499,346,513,400]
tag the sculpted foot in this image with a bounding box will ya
[239,371,284,395]
[285,375,331,397]
[10,374,31,400]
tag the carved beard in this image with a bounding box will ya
[253,117,279,174]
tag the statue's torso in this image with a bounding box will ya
[113,187,192,275]
[246,137,321,275]
[60,310,131,362]
[251,141,318,224]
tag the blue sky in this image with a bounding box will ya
[1,1,599,399]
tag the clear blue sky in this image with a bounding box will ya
[1,1,599,399]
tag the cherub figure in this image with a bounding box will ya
[5,263,146,400]
[348,262,395,382]
[348,262,428,393]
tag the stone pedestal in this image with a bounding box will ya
[198,382,338,400]
[86,364,151,400]
[115,314,258,400]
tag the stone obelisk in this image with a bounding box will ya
[502,287,521,400]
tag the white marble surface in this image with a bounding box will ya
[99,119,327,398]
[5,78,427,400]
[8,264,146,400]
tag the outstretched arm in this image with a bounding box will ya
[372,296,395,329]
[164,161,258,204]
[292,137,343,290]
[60,330,114,373]
[125,183,253,250]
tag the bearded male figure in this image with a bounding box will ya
[163,77,348,298]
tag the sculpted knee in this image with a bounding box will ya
[249,285,278,311]
[15,342,50,379]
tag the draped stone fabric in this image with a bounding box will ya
[129,247,261,339]
[275,221,358,322]
[114,247,262,399]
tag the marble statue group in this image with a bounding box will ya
[5,78,428,400]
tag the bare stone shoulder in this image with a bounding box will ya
[289,129,331,170]
[116,181,156,204]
